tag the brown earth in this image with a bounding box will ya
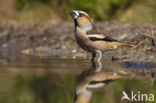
[0,21,156,62]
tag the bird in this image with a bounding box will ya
[70,10,134,62]
[74,61,125,103]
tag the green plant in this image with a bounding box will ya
[14,0,50,10]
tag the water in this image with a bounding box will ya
[122,62,152,69]
[0,58,156,103]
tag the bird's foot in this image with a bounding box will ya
[95,50,102,62]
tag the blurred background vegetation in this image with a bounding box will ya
[0,0,156,22]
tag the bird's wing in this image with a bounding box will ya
[86,31,119,42]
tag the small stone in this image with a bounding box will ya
[72,49,76,53]
[2,43,7,47]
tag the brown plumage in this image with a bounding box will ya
[74,61,125,103]
[70,10,134,61]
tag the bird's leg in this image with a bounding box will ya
[91,52,96,62]
[96,50,102,62]
[91,60,96,68]
[94,60,102,72]
[91,58,102,72]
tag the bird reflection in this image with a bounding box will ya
[74,60,156,103]
[74,61,128,103]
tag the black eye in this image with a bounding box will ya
[79,13,84,17]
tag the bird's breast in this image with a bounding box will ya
[75,34,94,52]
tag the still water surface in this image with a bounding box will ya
[0,58,156,103]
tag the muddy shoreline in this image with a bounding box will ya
[0,21,155,62]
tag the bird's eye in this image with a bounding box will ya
[79,13,84,17]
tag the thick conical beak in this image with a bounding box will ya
[70,10,79,19]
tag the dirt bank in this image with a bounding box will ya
[0,21,155,62]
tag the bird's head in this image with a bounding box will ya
[70,10,93,32]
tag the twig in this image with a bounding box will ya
[151,72,156,86]
[151,30,155,38]
[119,38,149,57]
[151,28,156,47]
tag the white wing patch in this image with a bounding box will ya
[87,83,105,88]
[113,45,118,49]
[87,35,105,39]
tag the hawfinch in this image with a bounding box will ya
[74,61,124,103]
[70,10,134,62]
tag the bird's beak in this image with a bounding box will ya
[70,10,78,19]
